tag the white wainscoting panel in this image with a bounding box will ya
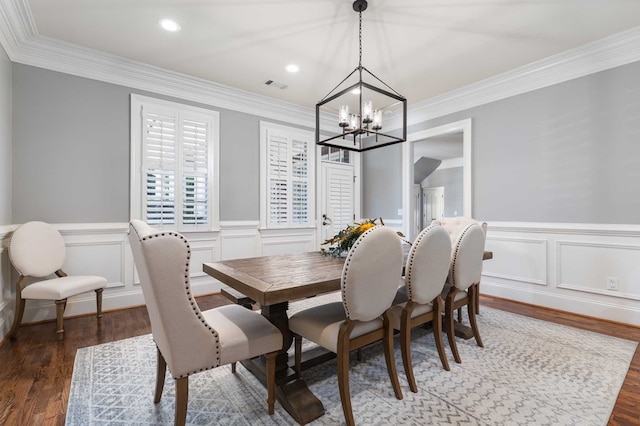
[0,226,17,338]
[64,241,126,288]
[557,240,640,301]
[219,221,259,260]
[259,227,317,257]
[482,222,640,326]
[483,237,547,286]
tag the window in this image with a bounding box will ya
[260,122,315,229]
[320,146,351,163]
[131,95,219,232]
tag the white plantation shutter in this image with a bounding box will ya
[182,119,209,227]
[291,138,309,224]
[268,134,289,226]
[261,123,314,229]
[143,110,176,225]
[328,168,354,232]
[134,96,218,232]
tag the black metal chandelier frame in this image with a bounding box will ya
[315,0,407,153]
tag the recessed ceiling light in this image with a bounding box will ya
[286,64,300,73]
[159,19,181,32]
[351,88,361,95]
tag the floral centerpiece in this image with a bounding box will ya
[320,217,410,258]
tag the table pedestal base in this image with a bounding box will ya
[240,357,324,424]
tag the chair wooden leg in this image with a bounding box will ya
[382,311,403,400]
[400,304,417,393]
[231,362,237,373]
[265,351,277,415]
[433,297,450,371]
[457,307,462,323]
[55,299,67,340]
[294,334,302,375]
[468,285,483,348]
[95,288,103,323]
[337,321,356,426]
[154,347,167,403]
[8,293,26,340]
[175,377,189,426]
[445,292,461,364]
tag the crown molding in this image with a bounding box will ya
[407,26,640,126]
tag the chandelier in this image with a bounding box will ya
[315,0,407,153]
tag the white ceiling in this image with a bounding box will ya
[26,0,640,109]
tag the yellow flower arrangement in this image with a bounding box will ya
[320,217,409,257]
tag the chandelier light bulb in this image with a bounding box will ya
[349,114,359,131]
[372,110,382,130]
[362,100,373,124]
[339,105,350,127]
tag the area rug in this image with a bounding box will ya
[66,306,636,425]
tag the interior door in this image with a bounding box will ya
[422,186,444,225]
[321,162,354,243]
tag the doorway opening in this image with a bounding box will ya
[402,119,472,240]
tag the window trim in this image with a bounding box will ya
[130,94,220,232]
[259,121,316,230]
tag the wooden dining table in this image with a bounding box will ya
[203,250,492,424]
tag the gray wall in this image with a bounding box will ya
[0,45,10,226]
[362,143,403,219]
[423,167,463,217]
[364,60,640,224]
[11,64,313,223]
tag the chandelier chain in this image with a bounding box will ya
[358,10,362,69]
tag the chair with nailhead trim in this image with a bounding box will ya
[389,224,452,393]
[442,223,486,364]
[8,221,107,340]
[431,216,487,317]
[128,220,283,426]
[289,226,404,426]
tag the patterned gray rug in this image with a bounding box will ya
[66,306,636,425]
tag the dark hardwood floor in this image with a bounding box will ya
[0,294,638,425]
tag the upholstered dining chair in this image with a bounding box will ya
[289,226,404,426]
[443,223,486,364]
[8,221,107,340]
[128,220,283,426]
[390,224,452,393]
[432,216,487,317]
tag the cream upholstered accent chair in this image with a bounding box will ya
[443,223,486,364]
[8,221,107,340]
[128,220,283,426]
[390,224,452,393]
[432,216,487,316]
[289,226,404,426]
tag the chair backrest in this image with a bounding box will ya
[405,225,452,304]
[449,223,486,291]
[128,220,220,377]
[9,221,65,278]
[432,216,487,243]
[342,226,404,322]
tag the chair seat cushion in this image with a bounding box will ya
[21,275,107,300]
[202,305,283,366]
[289,301,383,353]
[389,285,435,330]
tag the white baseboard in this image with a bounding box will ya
[481,280,640,326]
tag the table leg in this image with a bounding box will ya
[240,301,325,424]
